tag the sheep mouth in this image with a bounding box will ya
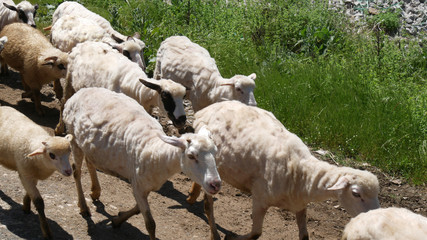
[204,184,221,195]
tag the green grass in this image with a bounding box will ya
[34,0,426,183]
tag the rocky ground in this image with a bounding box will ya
[329,0,426,36]
[0,71,426,240]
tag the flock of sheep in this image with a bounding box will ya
[0,1,426,240]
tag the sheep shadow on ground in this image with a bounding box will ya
[156,180,235,237]
[0,70,60,130]
[0,189,72,240]
[79,200,151,240]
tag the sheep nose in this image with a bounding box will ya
[64,169,72,176]
[31,24,36,28]
[209,179,221,193]
[173,115,187,128]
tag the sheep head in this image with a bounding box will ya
[159,126,221,195]
[4,1,38,28]
[28,134,73,177]
[220,73,257,106]
[327,168,380,217]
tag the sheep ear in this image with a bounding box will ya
[111,44,123,53]
[65,134,73,142]
[140,79,161,93]
[198,125,212,139]
[42,56,58,66]
[0,36,7,50]
[327,176,350,191]
[0,36,8,43]
[248,73,256,80]
[111,34,124,43]
[159,134,187,150]
[28,144,46,157]
[3,3,17,12]
[133,32,141,39]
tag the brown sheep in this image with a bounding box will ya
[0,22,67,115]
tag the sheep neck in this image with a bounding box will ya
[120,72,158,110]
[131,136,182,190]
[208,75,234,105]
[291,155,342,205]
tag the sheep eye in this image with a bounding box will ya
[236,87,243,94]
[123,50,131,60]
[49,153,56,159]
[57,64,66,70]
[188,154,198,162]
[352,191,361,198]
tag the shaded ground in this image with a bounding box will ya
[0,72,426,240]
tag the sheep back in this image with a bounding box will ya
[63,88,168,185]
[194,101,379,213]
[52,1,145,49]
[51,14,109,53]
[342,207,427,240]
[0,106,72,178]
[0,23,67,88]
[66,41,154,107]
[155,35,220,90]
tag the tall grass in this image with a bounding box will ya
[36,0,426,183]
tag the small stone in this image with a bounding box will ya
[368,7,379,15]
[391,179,402,185]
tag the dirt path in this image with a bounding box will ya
[0,72,426,240]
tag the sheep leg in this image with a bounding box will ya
[22,193,31,213]
[54,100,66,136]
[111,204,140,227]
[86,160,101,201]
[186,182,202,204]
[72,146,91,216]
[20,76,32,98]
[134,191,156,240]
[296,208,309,240]
[55,76,76,136]
[53,79,63,101]
[19,177,52,239]
[0,62,9,75]
[204,193,221,240]
[225,197,267,240]
[31,89,45,116]
[34,197,53,240]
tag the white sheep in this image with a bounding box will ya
[186,101,380,240]
[342,207,427,240]
[154,35,257,112]
[50,13,145,70]
[54,41,187,136]
[0,0,38,29]
[62,87,221,240]
[0,106,73,240]
[0,23,68,116]
[50,1,145,69]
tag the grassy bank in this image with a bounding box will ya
[36,0,426,183]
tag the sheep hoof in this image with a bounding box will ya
[90,192,100,201]
[22,208,31,214]
[186,195,198,205]
[42,229,53,240]
[80,210,91,218]
[224,233,237,240]
[21,92,32,99]
[111,217,123,228]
